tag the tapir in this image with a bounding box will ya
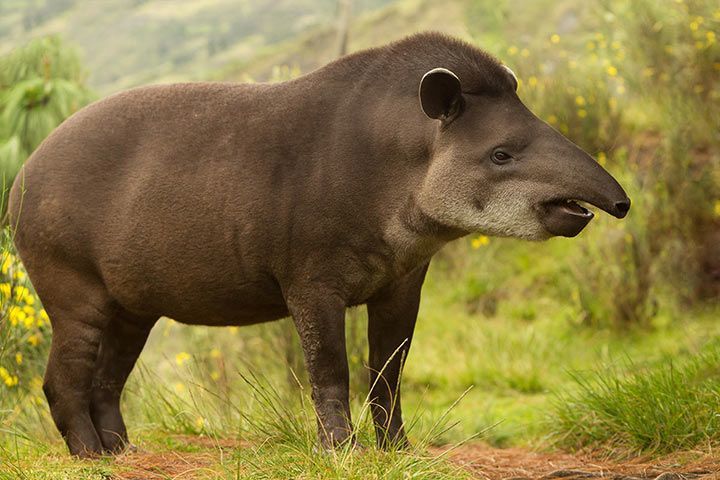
[8,32,630,457]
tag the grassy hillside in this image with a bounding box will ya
[216,0,471,82]
[0,0,396,94]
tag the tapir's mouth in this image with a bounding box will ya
[537,199,595,237]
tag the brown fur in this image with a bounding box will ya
[8,32,629,457]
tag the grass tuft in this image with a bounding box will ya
[552,341,720,454]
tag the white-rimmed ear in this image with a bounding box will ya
[502,65,518,91]
[419,67,464,121]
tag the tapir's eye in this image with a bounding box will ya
[491,150,512,165]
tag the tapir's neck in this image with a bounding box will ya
[384,196,468,272]
[277,53,466,273]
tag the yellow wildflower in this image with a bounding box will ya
[195,417,205,430]
[14,286,30,302]
[507,45,518,56]
[547,114,558,125]
[24,294,35,306]
[714,200,720,217]
[174,382,185,393]
[597,152,607,166]
[690,21,699,31]
[28,335,39,346]
[175,352,191,365]
[707,31,716,44]
[13,270,26,281]
[15,353,22,365]
[520,48,530,58]
[528,76,538,87]
[23,315,35,329]
[695,41,705,50]
[471,235,490,249]
[210,370,221,381]
[210,348,221,359]
[575,95,586,106]
[616,84,626,94]
[577,109,587,118]
[606,65,618,76]
[1,255,14,274]
[0,367,18,388]
[9,307,26,327]
[550,34,560,44]
[0,282,10,300]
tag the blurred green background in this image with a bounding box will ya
[0,1,719,478]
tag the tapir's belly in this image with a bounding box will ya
[104,264,290,326]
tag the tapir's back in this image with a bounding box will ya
[8,82,295,322]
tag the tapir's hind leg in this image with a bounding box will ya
[25,259,140,458]
[41,284,114,457]
[90,316,155,453]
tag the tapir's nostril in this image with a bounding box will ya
[614,198,631,218]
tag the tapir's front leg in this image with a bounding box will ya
[286,288,352,448]
[366,263,429,449]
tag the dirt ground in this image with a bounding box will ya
[110,436,720,480]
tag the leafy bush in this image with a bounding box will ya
[0,36,92,195]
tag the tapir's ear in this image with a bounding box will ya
[419,67,464,122]
[502,65,518,91]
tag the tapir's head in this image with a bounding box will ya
[415,66,630,240]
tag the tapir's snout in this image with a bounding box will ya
[533,126,631,237]
[611,197,631,219]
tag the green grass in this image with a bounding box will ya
[1,246,720,477]
[552,339,720,454]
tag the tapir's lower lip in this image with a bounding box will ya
[537,199,595,237]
